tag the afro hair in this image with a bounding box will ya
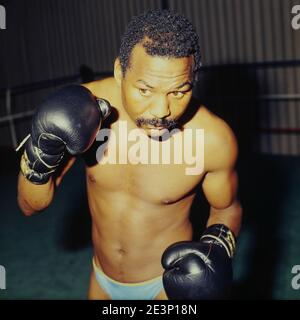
[119,9,201,79]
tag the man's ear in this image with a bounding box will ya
[114,58,122,86]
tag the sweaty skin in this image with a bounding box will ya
[17,44,242,300]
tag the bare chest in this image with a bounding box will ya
[88,163,203,203]
[85,128,205,204]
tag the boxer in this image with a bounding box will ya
[17,9,242,300]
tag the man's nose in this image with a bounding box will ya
[149,96,171,118]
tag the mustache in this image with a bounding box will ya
[136,117,178,130]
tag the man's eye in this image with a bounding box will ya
[139,88,151,96]
[171,91,184,98]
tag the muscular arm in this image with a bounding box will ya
[202,122,242,237]
[17,174,54,216]
[203,169,242,236]
[17,156,76,216]
[16,83,110,217]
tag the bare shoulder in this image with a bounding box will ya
[82,77,118,101]
[193,106,238,171]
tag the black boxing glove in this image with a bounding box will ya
[18,84,111,184]
[161,224,236,300]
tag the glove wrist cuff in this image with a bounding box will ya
[18,134,65,184]
[200,224,236,258]
[20,150,56,184]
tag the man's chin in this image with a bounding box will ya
[144,127,171,139]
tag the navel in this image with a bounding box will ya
[118,248,126,256]
[88,174,96,183]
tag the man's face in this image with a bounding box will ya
[115,44,194,138]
